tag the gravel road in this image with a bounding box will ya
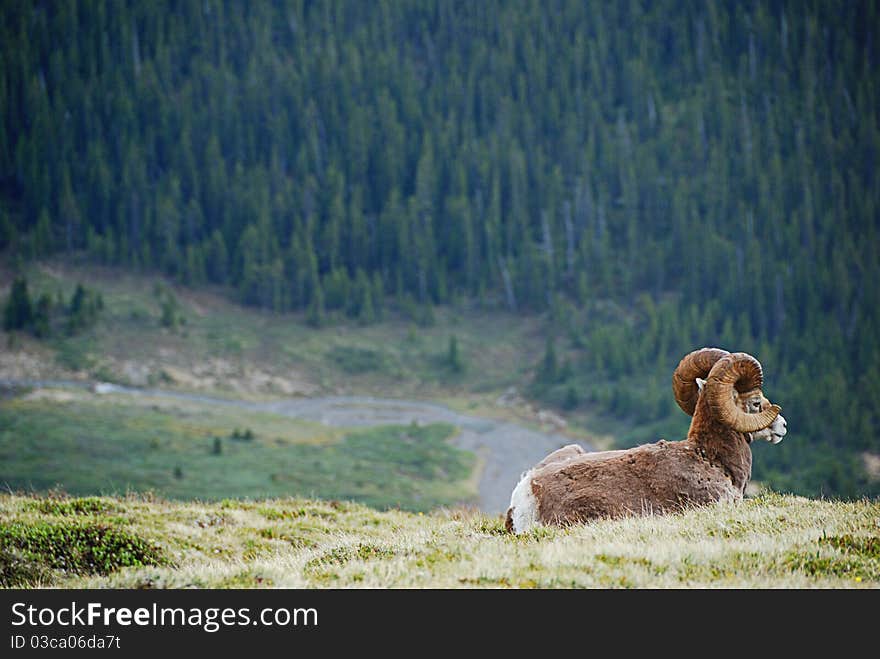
[1,379,592,513]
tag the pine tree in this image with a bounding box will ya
[32,293,53,338]
[34,208,53,256]
[3,277,34,332]
[66,283,102,335]
[448,335,464,373]
[359,283,375,325]
[536,336,558,384]
[159,290,182,330]
[307,283,325,328]
[350,269,374,323]
[206,230,229,284]
[59,166,80,251]
[564,385,579,410]
[0,210,13,250]
[371,272,384,321]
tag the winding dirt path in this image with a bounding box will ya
[1,379,593,513]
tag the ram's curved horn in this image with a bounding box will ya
[672,347,730,416]
[704,352,781,432]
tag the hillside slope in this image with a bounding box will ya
[2,492,877,588]
[2,261,877,501]
[3,1,879,499]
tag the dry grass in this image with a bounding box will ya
[2,492,877,589]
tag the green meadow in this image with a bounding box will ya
[0,392,475,512]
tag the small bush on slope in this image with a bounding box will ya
[0,519,166,586]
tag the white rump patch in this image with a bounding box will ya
[508,470,539,534]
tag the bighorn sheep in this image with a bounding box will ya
[505,348,787,533]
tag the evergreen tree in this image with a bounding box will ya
[159,289,183,330]
[34,208,53,256]
[307,283,325,328]
[371,272,385,321]
[448,335,464,373]
[206,230,229,284]
[359,285,375,326]
[3,278,33,332]
[564,385,579,410]
[66,283,101,335]
[32,293,53,338]
[536,337,558,385]
[0,211,13,251]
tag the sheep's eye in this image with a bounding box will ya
[750,400,761,411]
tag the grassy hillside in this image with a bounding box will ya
[2,1,878,501]
[2,261,878,500]
[1,492,877,588]
[0,388,476,512]
[1,262,551,403]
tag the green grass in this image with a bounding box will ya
[0,394,476,511]
[3,261,876,506]
[0,261,614,458]
[0,519,167,585]
[326,345,393,375]
[1,492,877,588]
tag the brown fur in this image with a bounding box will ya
[523,383,767,528]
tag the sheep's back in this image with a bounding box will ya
[531,440,741,526]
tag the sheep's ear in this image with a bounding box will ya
[696,377,706,393]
